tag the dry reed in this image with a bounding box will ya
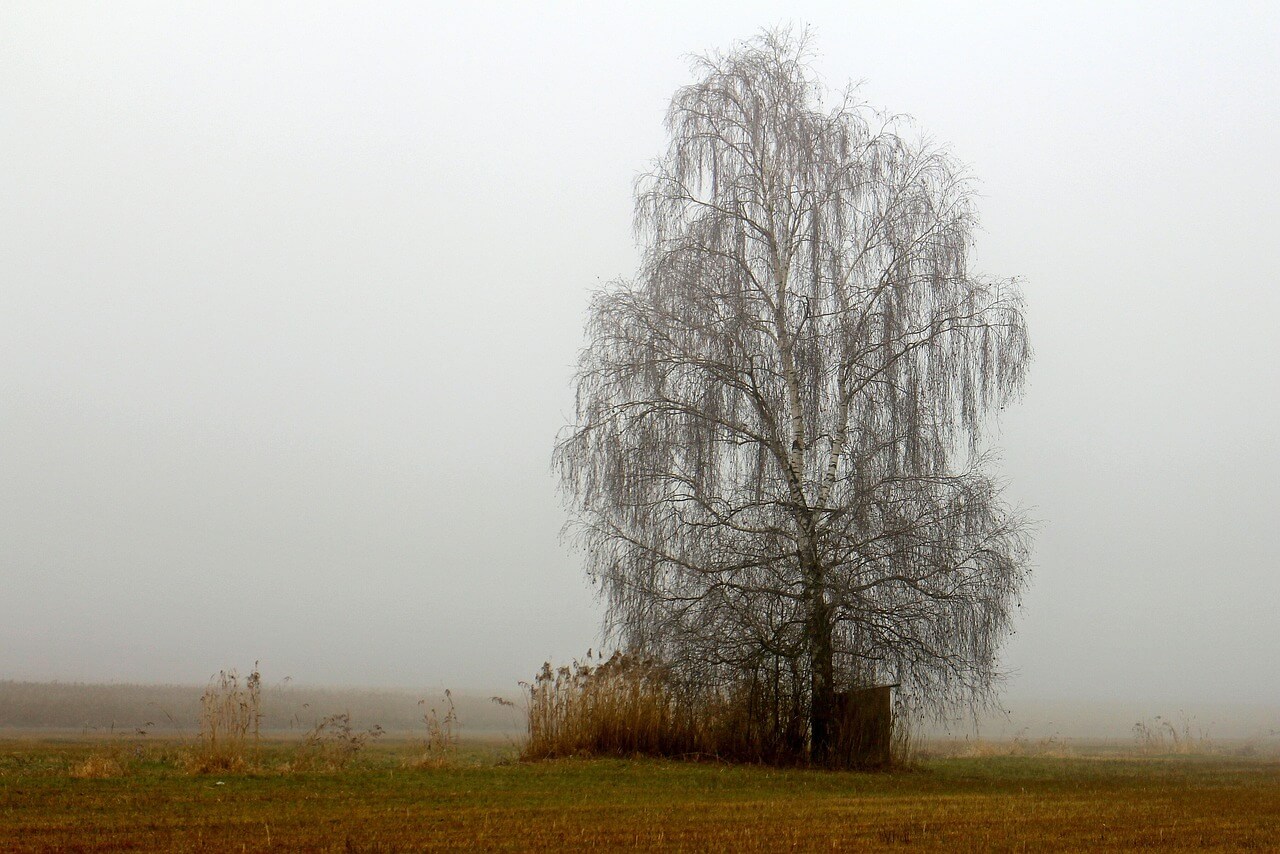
[520,651,838,766]
[522,651,910,768]
[185,664,262,773]
[523,653,690,759]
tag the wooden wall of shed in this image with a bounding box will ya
[833,685,893,768]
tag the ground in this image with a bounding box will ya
[1,738,1277,851]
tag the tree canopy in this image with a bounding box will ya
[556,29,1032,762]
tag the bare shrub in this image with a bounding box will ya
[1133,713,1211,755]
[293,713,384,772]
[889,703,919,767]
[408,690,459,769]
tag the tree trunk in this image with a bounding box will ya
[804,551,836,765]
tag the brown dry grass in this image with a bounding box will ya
[67,752,127,779]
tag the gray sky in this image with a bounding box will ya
[3,1,1278,707]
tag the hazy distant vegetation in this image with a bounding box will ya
[0,679,520,734]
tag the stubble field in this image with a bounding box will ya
[1,737,1278,851]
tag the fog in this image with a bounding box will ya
[3,2,1278,727]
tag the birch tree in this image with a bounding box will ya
[556,29,1032,763]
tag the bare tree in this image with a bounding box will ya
[556,29,1031,763]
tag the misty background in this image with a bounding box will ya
[3,2,1278,731]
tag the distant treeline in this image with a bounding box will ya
[0,681,522,734]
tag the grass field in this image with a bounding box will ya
[1,738,1278,851]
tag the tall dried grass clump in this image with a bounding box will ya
[522,651,907,768]
[521,652,849,765]
[185,664,262,773]
[523,653,694,760]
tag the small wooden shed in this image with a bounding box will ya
[832,683,899,768]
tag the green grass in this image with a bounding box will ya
[1,738,1277,851]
